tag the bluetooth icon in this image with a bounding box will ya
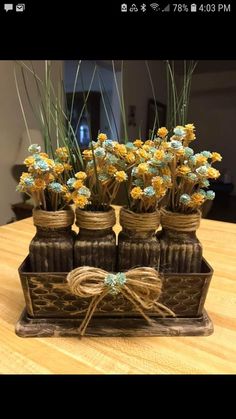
[140,3,146,12]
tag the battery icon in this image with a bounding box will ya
[191,3,197,12]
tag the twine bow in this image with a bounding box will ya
[67,266,175,336]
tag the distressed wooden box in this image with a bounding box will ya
[16,255,214,337]
[18,256,213,318]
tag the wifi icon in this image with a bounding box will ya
[150,3,160,11]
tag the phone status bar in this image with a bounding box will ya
[120,3,231,14]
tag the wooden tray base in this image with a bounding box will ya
[15,308,213,338]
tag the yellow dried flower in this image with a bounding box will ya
[45,158,55,169]
[161,167,171,176]
[145,140,155,146]
[161,141,170,150]
[131,186,143,199]
[142,144,150,152]
[61,185,68,193]
[175,148,185,157]
[97,133,107,142]
[73,179,84,189]
[152,176,164,189]
[189,193,205,207]
[114,171,127,182]
[75,171,87,180]
[54,163,64,174]
[113,143,127,156]
[137,149,149,160]
[177,165,191,176]
[195,155,207,166]
[44,173,55,184]
[154,150,165,160]
[157,127,168,138]
[83,149,93,160]
[63,163,72,171]
[107,165,117,175]
[64,192,72,202]
[73,195,89,208]
[24,156,35,166]
[126,152,136,163]
[137,163,149,174]
[39,152,49,158]
[133,139,143,148]
[211,152,222,162]
[33,178,46,190]
[207,167,220,179]
[55,147,69,161]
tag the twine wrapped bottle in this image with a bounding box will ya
[74,206,116,271]
[159,207,202,273]
[29,208,75,272]
[118,207,160,271]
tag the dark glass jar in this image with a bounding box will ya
[159,208,202,273]
[29,208,75,272]
[74,206,116,271]
[118,207,160,271]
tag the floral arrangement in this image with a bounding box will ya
[16,144,73,211]
[67,133,132,210]
[152,124,222,213]
[125,137,172,213]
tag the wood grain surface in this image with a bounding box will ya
[0,206,236,374]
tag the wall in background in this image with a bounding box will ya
[121,60,167,140]
[64,60,121,139]
[189,70,236,194]
[0,61,62,225]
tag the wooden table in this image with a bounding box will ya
[0,208,236,374]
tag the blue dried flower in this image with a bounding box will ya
[78,187,91,198]
[164,153,173,163]
[94,147,105,158]
[174,127,185,136]
[184,147,194,157]
[189,155,197,165]
[187,173,198,182]
[143,186,155,197]
[106,152,118,165]
[34,160,49,172]
[24,176,34,186]
[180,194,191,205]
[206,190,215,200]
[201,151,212,158]
[199,189,206,197]
[131,167,138,177]
[133,178,144,187]
[201,179,210,188]
[48,182,62,193]
[126,142,136,150]
[28,144,41,154]
[196,166,208,176]
[104,140,114,149]
[67,178,76,189]
[98,173,110,182]
[148,166,159,175]
[170,140,182,150]
[104,272,126,295]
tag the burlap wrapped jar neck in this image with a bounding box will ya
[33,208,74,229]
[75,207,116,230]
[160,207,201,232]
[119,207,160,232]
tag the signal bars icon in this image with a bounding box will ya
[162,4,170,12]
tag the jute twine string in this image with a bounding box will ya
[67,266,175,337]
[76,207,116,230]
[33,208,74,228]
[120,208,160,232]
[161,207,201,232]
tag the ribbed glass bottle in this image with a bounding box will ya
[29,208,75,272]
